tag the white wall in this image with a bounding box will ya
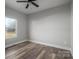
[70,2,73,55]
[5,7,28,47]
[28,4,71,49]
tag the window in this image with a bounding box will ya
[5,17,17,39]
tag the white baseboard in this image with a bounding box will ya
[70,48,73,56]
[5,39,71,51]
[5,40,28,48]
[29,40,71,50]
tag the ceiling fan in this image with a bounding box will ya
[16,0,39,8]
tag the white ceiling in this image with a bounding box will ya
[5,0,71,15]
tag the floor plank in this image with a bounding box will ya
[5,41,73,59]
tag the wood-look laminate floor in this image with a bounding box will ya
[5,41,73,59]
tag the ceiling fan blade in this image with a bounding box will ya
[26,4,29,8]
[16,1,28,2]
[31,2,39,7]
